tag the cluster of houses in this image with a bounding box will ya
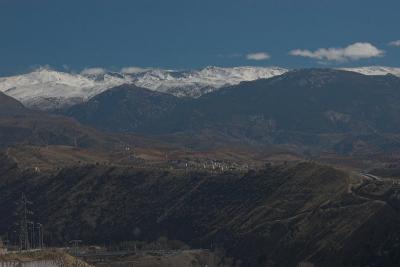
[168,158,251,173]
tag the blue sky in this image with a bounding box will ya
[0,0,399,75]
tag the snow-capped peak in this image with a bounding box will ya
[340,66,400,77]
[0,67,127,110]
[127,66,288,97]
[0,67,93,90]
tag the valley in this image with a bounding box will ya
[3,0,400,265]
[1,67,400,266]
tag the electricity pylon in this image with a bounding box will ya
[15,193,33,251]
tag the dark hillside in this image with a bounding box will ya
[1,156,399,266]
[0,91,118,148]
[63,70,400,155]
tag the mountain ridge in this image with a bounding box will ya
[2,66,400,111]
[62,69,400,155]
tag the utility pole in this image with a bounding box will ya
[70,240,82,267]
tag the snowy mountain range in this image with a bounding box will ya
[0,66,288,110]
[0,66,399,110]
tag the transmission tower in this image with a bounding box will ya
[36,223,44,249]
[15,193,33,251]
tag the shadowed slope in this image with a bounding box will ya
[0,158,399,266]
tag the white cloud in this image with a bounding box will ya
[289,42,384,62]
[80,67,107,75]
[389,40,400,47]
[246,52,270,61]
[120,66,149,74]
